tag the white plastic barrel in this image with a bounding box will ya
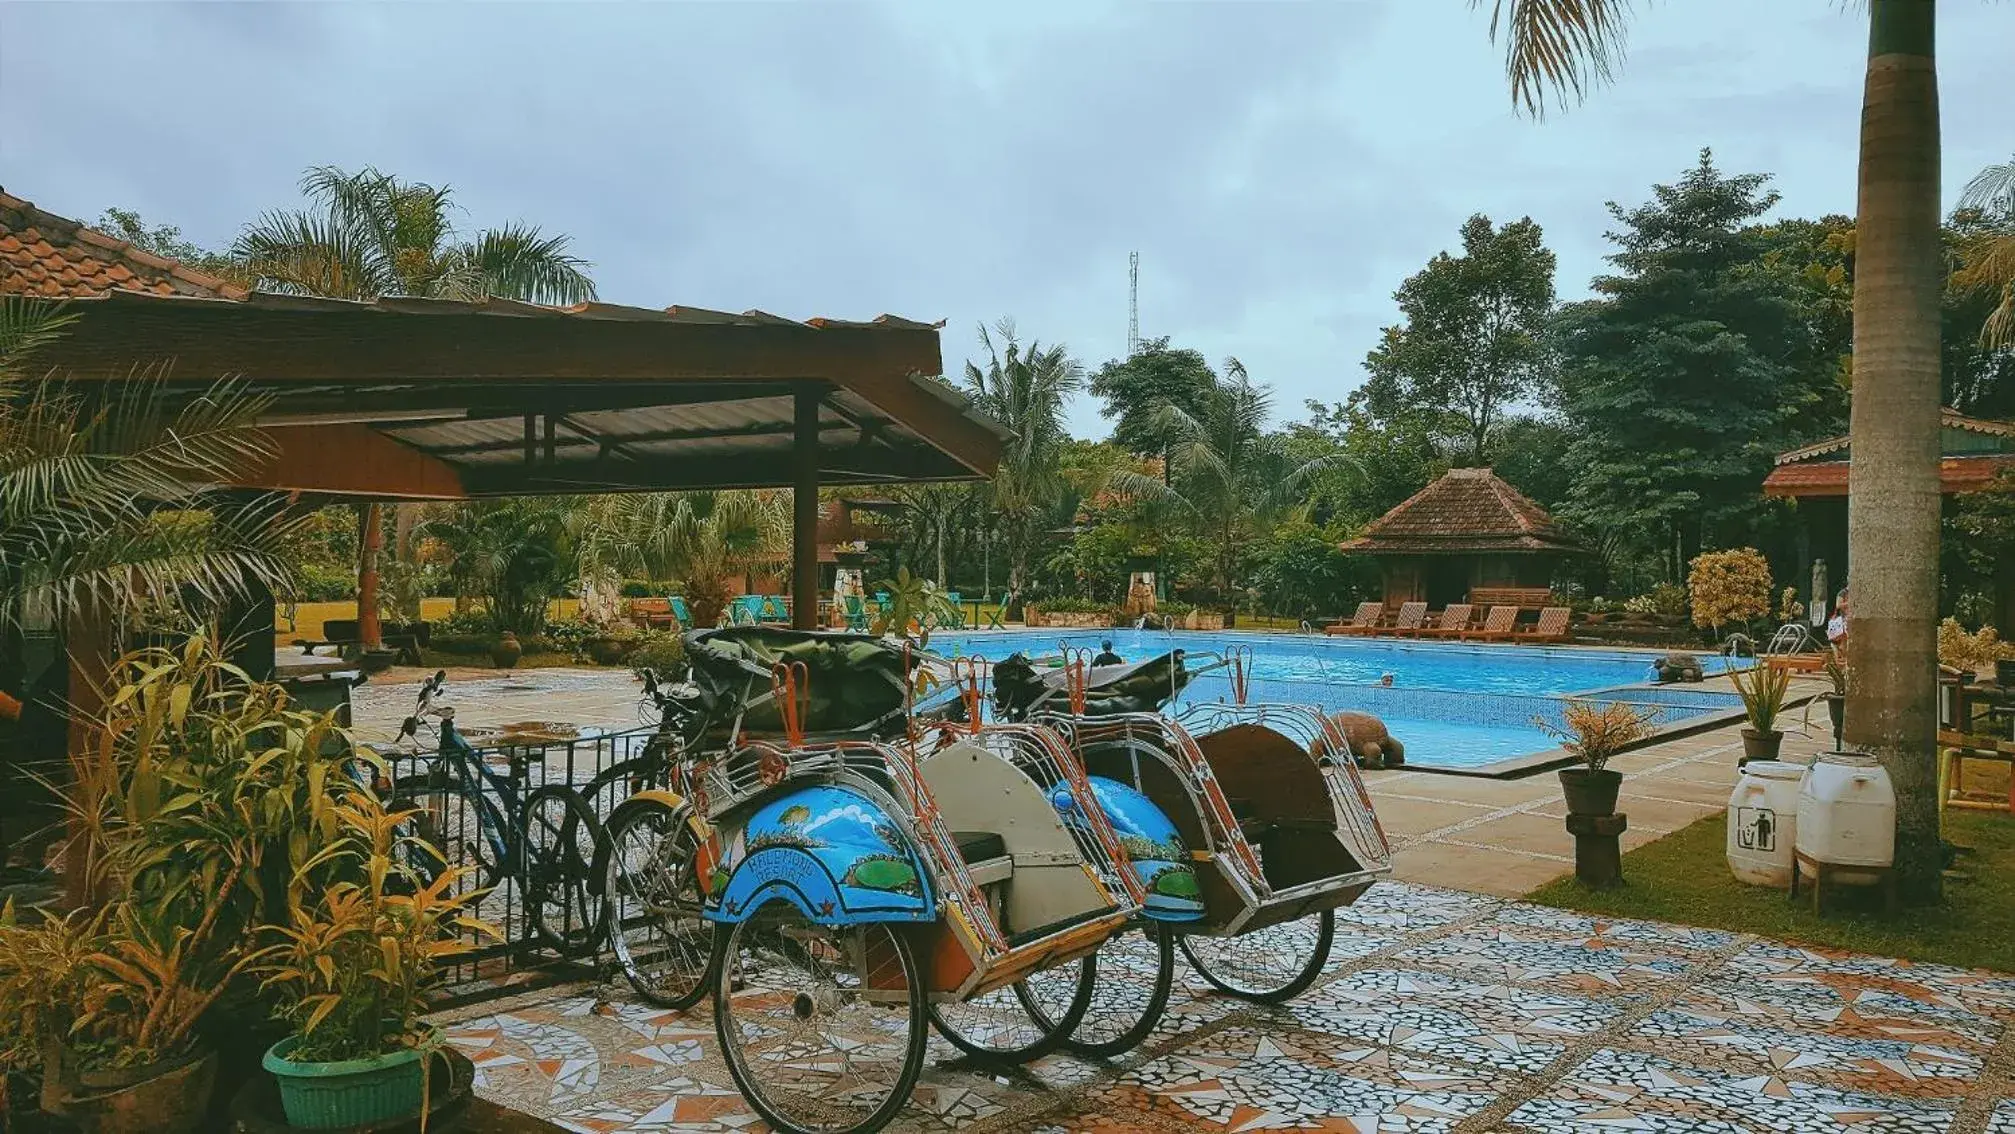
[1726,761,1804,886]
[1794,752,1896,868]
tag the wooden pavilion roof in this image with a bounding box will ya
[1340,467,1585,556]
[3,186,1005,501]
[1762,409,2015,498]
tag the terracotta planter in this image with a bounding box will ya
[50,1045,218,1134]
[1557,767,1622,816]
[1740,728,1784,766]
[489,631,522,669]
[586,636,636,666]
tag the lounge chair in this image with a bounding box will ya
[1376,601,1429,638]
[669,596,695,629]
[842,594,873,631]
[1413,603,1476,639]
[1513,606,1572,644]
[1326,601,1385,636]
[984,592,1008,629]
[1463,605,1520,642]
[761,595,790,623]
[626,597,679,630]
[938,591,966,630]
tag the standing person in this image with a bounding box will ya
[1827,589,1850,649]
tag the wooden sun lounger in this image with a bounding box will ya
[1463,605,1520,642]
[1513,606,1572,644]
[1413,603,1476,639]
[1765,653,1829,673]
[1327,601,1385,635]
[1379,601,1430,638]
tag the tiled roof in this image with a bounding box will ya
[0,187,249,300]
[1340,467,1584,555]
[1762,454,2015,497]
[1775,409,2015,464]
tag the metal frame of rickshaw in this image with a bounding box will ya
[1030,644,1393,942]
[695,658,1141,1003]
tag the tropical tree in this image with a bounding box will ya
[961,321,1084,613]
[419,499,581,636]
[1363,213,1557,464]
[1111,362,1356,622]
[1088,338,1220,480]
[233,165,596,304]
[1474,0,1951,900]
[1954,155,2015,349]
[578,491,788,628]
[892,483,973,587]
[0,297,296,636]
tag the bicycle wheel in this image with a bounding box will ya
[714,911,926,1134]
[927,950,1096,1064]
[1019,921,1174,1060]
[521,785,605,957]
[602,796,714,1010]
[1179,910,1334,1003]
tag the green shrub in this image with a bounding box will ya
[629,630,686,677]
[294,563,355,602]
[1622,583,1688,620]
[542,617,597,657]
[1034,597,1115,615]
[618,579,676,598]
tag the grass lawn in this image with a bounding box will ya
[1528,808,2015,973]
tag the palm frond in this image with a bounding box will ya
[1960,157,2015,217]
[455,224,597,305]
[232,209,393,300]
[1474,0,1634,118]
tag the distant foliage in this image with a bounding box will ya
[1622,583,1688,619]
[1939,617,2015,672]
[1687,548,1773,632]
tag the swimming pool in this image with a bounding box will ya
[929,629,1743,772]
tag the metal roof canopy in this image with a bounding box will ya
[33,290,1008,501]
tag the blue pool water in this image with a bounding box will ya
[929,629,1742,771]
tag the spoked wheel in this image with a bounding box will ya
[1179,909,1335,1003]
[927,951,1097,1064]
[714,909,926,1134]
[1020,921,1174,1060]
[520,785,605,957]
[602,796,714,1009]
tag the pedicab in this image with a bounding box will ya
[993,644,1393,1056]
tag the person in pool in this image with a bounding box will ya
[1091,640,1124,667]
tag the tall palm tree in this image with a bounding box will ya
[1475,0,1948,898]
[962,321,1084,610]
[233,165,597,304]
[1109,362,1355,623]
[236,165,598,647]
[0,298,297,637]
[1954,156,2015,348]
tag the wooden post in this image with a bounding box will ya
[793,387,821,630]
[357,503,383,651]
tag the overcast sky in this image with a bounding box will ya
[3,1,2007,438]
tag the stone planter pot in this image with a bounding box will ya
[48,1044,218,1134]
[1557,767,1622,816]
[586,636,636,666]
[358,647,399,674]
[1740,728,1783,766]
[489,631,522,669]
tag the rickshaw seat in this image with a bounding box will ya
[1225,797,1274,842]
[952,830,1013,888]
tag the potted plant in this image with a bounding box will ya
[259,793,494,1129]
[1541,700,1653,816]
[585,621,642,666]
[1729,662,1791,765]
[1817,647,1849,750]
[489,629,523,668]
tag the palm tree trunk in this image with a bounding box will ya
[357,503,383,651]
[1845,0,1943,901]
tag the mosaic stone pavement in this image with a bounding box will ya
[434,880,2015,1133]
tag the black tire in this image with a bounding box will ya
[388,772,507,892]
[927,949,1097,1065]
[520,785,605,957]
[601,797,714,1010]
[1020,920,1174,1060]
[1179,909,1335,1003]
[714,913,926,1134]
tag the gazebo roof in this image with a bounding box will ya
[1340,467,1584,556]
[3,188,1006,501]
[1762,409,2015,498]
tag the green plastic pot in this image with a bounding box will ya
[262,1038,425,1130]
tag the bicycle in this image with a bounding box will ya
[368,671,605,957]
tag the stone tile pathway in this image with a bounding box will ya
[431,880,2015,1132]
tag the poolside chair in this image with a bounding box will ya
[984,592,1008,630]
[1413,603,1476,639]
[1376,601,1429,638]
[1326,601,1385,636]
[761,595,790,623]
[842,594,872,631]
[1463,605,1520,642]
[669,596,695,629]
[1513,606,1572,644]
[939,591,966,630]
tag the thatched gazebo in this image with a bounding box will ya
[1340,467,1584,610]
